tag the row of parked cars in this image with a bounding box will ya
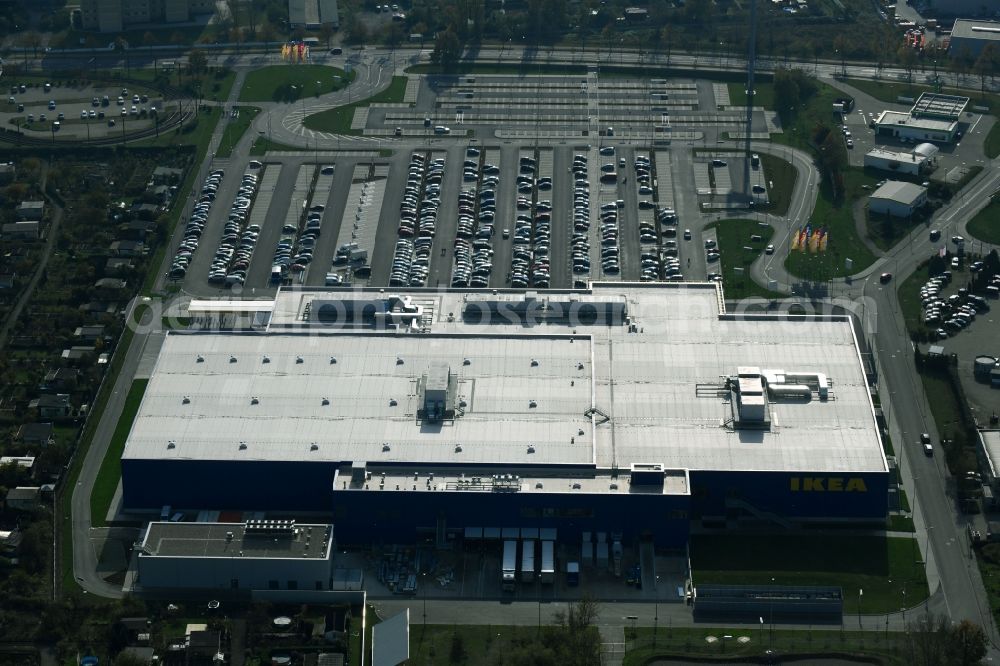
[392,153,442,287]
[169,169,225,281]
[452,147,495,289]
[273,201,324,278]
[508,154,553,288]
[208,169,262,286]
[919,270,992,338]
[569,154,595,279]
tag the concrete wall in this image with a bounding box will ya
[138,552,333,591]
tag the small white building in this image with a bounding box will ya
[863,147,931,175]
[869,181,927,217]
[137,521,334,591]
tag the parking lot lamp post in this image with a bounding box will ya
[421,571,427,627]
[654,574,660,646]
[902,584,906,627]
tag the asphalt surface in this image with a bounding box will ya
[61,42,1000,658]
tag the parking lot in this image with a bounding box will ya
[174,72,789,296]
[3,79,173,140]
[174,142,711,294]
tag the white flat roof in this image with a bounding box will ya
[982,430,1000,479]
[140,521,333,559]
[865,147,927,163]
[126,285,886,476]
[871,180,926,205]
[876,110,957,133]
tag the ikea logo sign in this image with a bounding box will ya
[790,477,868,492]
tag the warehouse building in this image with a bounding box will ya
[869,181,928,217]
[950,19,1000,57]
[136,520,334,591]
[121,285,889,548]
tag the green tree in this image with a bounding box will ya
[449,631,467,663]
[320,22,334,48]
[188,48,208,74]
[431,27,462,70]
[974,44,998,98]
[773,68,801,121]
[905,614,988,666]
[897,45,918,83]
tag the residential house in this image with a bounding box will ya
[105,258,134,275]
[15,201,44,221]
[120,219,153,241]
[151,166,183,185]
[31,394,71,419]
[62,346,96,365]
[16,423,54,447]
[0,529,23,555]
[42,368,80,392]
[94,278,127,296]
[316,654,346,666]
[323,607,352,643]
[74,324,107,343]
[116,617,152,644]
[5,486,41,511]
[79,301,119,315]
[130,203,160,221]
[2,221,40,239]
[0,456,36,475]
[0,163,15,184]
[110,240,144,257]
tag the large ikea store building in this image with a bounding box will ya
[120,284,888,548]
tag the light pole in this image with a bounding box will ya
[654,574,661,646]
[858,588,863,629]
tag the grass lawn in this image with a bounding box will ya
[784,167,880,280]
[239,64,354,103]
[729,79,846,153]
[623,627,910,665]
[690,534,927,613]
[249,136,303,156]
[897,259,934,334]
[889,515,916,532]
[730,78,881,279]
[844,76,994,110]
[217,106,260,158]
[709,218,783,300]
[758,153,796,216]
[866,210,931,252]
[985,124,1000,159]
[967,196,1000,245]
[405,624,595,666]
[90,379,149,528]
[303,75,409,134]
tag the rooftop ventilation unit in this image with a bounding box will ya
[728,367,771,430]
[244,519,295,537]
[419,362,455,423]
